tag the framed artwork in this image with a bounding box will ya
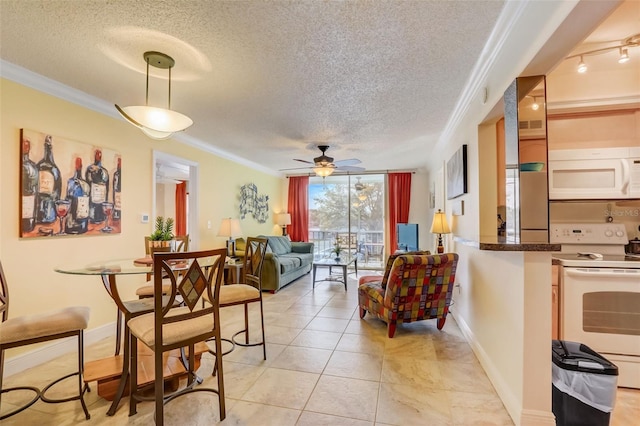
[239,183,269,223]
[20,129,122,238]
[446,144,467,200]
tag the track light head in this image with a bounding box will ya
[618,47,630,64]
[577,56,587,73]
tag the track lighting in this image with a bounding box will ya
[565,32,638,74]
[531,96,540,111]
[618,47,630,64]
[577,56,587,73]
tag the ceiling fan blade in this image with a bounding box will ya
[336,165,366,172]
[333,158,361,167]
[293,159,314,164]
[278,166,313,171]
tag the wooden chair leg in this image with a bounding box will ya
[154,341,164,425]
[359,307,366,318]
[243,303,249,345]
[129,335,138,417]
[259,299,266,360]
[214,329,226,421]
[115,308,122,356]
[388,322,396,338]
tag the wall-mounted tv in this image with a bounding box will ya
[397,223,419,251]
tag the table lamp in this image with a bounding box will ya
[217,217,242,256]
[430,209,451,254]
[276,213,291,236]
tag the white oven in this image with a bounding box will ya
[552,223,640,389]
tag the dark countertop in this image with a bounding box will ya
[454,236,561,252]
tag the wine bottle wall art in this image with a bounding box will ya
[19,129,123,238]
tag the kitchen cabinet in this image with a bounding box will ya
[551,264,559,339]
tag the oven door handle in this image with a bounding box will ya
[565,268,640,278]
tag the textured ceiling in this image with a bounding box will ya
[0,0,507,174]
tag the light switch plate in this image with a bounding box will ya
[140,214,149,223]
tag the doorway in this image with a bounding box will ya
[153,151,199,249]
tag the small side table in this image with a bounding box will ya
[224,261,243,284]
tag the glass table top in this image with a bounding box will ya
[313,254,356,266]
[55,256,217,276]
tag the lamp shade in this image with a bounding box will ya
[276,213,291,226]
[430,209,451,234]
[116,105,193,139]
[217,218,242,238]
[313,166,334,177]
[115,51,193,140]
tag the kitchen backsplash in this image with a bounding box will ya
[550,199,640,239]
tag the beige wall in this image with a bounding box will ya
[0,78,284,358]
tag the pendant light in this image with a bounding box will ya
[115,51,193,140]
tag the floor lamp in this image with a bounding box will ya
[430,209,451,254]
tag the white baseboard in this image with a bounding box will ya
[3,322,116,377]
[520,409,556,426]
[451,311,522,424]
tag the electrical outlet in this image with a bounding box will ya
[455,283,461,294]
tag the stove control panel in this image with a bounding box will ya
[550,223,628,245]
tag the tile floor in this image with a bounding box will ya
[2,269,639,425]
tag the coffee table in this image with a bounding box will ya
[312,255,358,290]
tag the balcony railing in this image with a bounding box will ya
[309,229,385,269]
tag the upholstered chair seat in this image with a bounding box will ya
[0,261,91,421]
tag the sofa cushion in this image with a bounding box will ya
[266,236,292,255]
[278,255,301,274]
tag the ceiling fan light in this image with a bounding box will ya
[313,166,334,177]
[577,56,587,73]
[618,48,630,64]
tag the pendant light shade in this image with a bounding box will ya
[313,166,335,177]
[115,51,193,140]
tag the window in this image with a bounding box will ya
[308,174,385,269]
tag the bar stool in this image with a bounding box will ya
[0,261,91,420]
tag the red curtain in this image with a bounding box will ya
[287,176,309,242]
[388,173,412,253]
[175,181,187,236]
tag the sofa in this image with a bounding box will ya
[235,236,314,292]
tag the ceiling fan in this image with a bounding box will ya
[280,145,365,176]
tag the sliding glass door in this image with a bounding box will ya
[308,174,385,269]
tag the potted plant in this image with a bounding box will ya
[331,239,343,261]
[149,216,175,249]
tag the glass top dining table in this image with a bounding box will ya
[54,255,213,416]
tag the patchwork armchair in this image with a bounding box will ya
[358,253,458,338]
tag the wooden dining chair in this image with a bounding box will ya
[0,260,91,420]
[127,248,227,424]
[113,244,174,356]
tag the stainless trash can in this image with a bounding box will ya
[552,340,618,426]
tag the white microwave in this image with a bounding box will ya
[548,147,640,200]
